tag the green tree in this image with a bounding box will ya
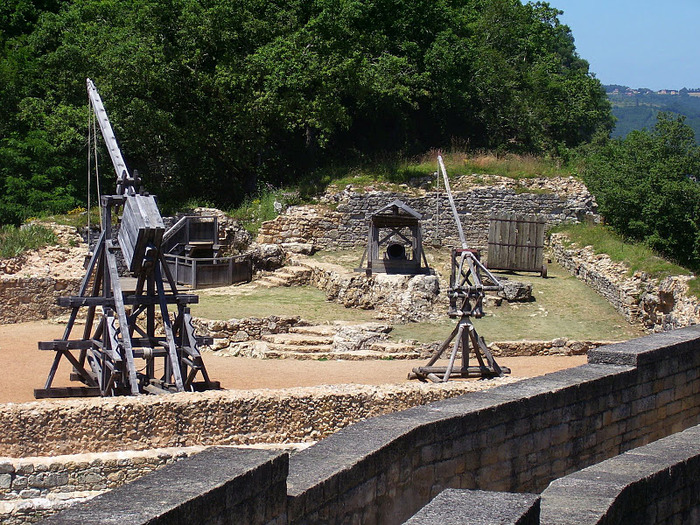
[0,0,613,224]
[583,113,700,268]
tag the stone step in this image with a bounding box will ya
[259,348,421,361]
[288,325,338,336]
[255,275,289,287]
[369,341,420,354]
[261,333,335,346]
[276,265,312,277]
[263,343,334,354]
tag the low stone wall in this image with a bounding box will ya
[193,315,306,351]
[0,277,81,325]
[257,183,596,251]
[0,447,202,500]
[487,338,613,357]
[0,382,513,458]
[0,447,204,524]
[541,423,700,524]
[550,233,700,331]
[42,326,700,524]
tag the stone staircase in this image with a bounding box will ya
[255,323,422,360]
[254,265,312,288]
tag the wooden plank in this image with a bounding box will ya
[155,263,184,391]
[39,339,99,351]
[58,294,199,307]
[106,242,140,395]
[34,387,103,399]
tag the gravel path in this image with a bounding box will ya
[0,321,587,403]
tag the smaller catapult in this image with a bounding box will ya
[34,79,218,398]
[409,156,510,382]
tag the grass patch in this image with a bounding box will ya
[195,255,644,344]
[228,187,302,235]
[459,151,573,179]
[553,223,692,280]
[391,262,644,343]
[35,206,107,230]
[194,285,378,323]
[303,150,575,196]
[0,224,58,258]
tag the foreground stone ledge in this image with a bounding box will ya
[404,488,540,525]
[540,423,700,524]
[39,447,288,525]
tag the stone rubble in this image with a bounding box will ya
[551,233,700,332]
[0,223,84,325]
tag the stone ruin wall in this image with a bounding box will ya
[0,447,204,524]
[255,184,700,335]
[550,233,700,333]
[0,225,84,325]
[0,277,80,325]
[257,179,596,251]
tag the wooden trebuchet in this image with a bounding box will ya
[409,156,510,382]
[34,79,219,398]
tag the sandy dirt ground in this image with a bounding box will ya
[0,321,587,404]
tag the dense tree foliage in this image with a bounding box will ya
[582,113,700,269]
[0,0,612,224]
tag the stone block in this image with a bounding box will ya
[404,488,540,525]
[0,473,12,490]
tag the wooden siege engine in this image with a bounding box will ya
[34,79,218,398]
[409,155,510,382]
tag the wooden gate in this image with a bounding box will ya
[487,213,546,275]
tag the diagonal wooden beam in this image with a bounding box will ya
[106,241,140,395]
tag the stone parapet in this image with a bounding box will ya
[284,326,700,523]
[541,423,700,524]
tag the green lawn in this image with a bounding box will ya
[194,257,644,344]
[392,262,644,343]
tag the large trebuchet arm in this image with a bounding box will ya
[86,78,133,195]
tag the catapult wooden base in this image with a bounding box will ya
[409,315,510,383]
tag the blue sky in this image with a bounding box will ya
[547,0,699,90]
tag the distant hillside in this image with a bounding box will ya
[605,85,700,141]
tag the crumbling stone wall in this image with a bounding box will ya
[551,233,700,331]
[257,181,596,250]
[0,277,80,324]
[298,256,444,322]
[0,447,203,524]
[0,224,84,325]
[193,315,306,351]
